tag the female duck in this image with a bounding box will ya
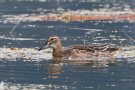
[38,36,119,63]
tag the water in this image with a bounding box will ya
[0,0,135,90]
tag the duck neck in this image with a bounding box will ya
[53,46,64,57]
[52,56,62,64]
[52,46,63,64]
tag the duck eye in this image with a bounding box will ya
[48,38,53,41]
[50,38,54,41]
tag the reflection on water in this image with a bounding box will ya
[0,59,134,90]
[48,64,62,78]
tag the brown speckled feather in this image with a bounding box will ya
[39,36,119,60]
[63,44,118,59]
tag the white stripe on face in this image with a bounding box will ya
[48,36,59,41]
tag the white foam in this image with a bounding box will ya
[0,48,52,61]
[0,36,38,41]
[0,46,135,62]
[113,46,135,60]
[0,81,68,90]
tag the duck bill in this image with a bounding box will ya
[38,41,49,51]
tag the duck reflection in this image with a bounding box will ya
[48,57,62,79]
[52,56,62,64]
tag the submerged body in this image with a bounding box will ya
[38,36,119,64]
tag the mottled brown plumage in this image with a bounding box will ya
[38,36,119,62]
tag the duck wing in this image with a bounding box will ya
[66,44,118,52]
[63,44,119,59]
[67,44,95,52]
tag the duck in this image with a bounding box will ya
[38,36,119,64]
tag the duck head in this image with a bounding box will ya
[38,36,64,58]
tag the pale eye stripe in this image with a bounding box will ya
[51,37,58,39]
[49,37,58,40]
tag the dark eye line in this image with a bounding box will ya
[48,38,53,41]
[50,38,54,40]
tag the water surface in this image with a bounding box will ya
[0,0,135,90]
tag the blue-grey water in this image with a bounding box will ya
[0,0,135,90]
